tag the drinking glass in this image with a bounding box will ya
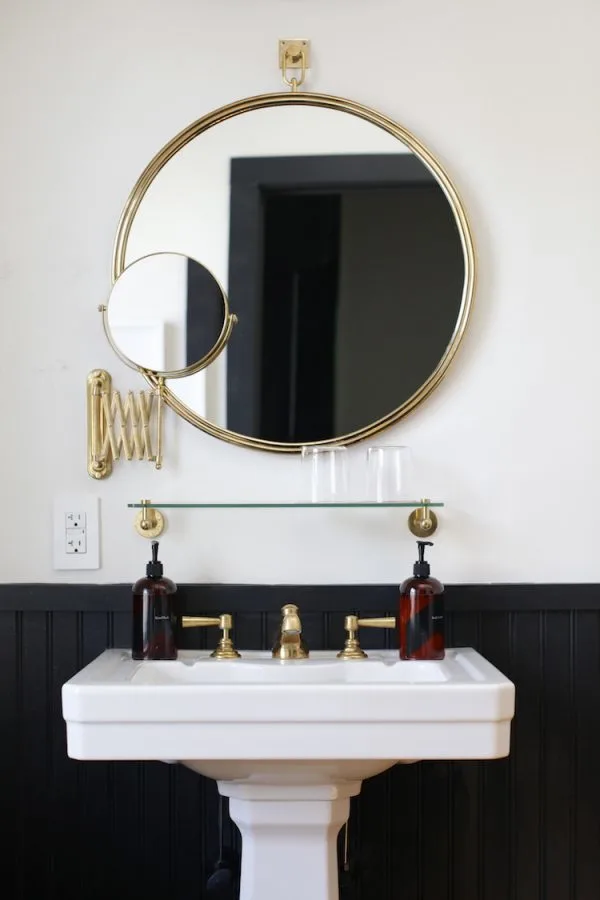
[301,445,348,503]
[366,445,410,502]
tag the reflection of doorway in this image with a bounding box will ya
[260,193,340,442]
[226,154,456,443]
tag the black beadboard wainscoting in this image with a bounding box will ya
[3,583,600,900]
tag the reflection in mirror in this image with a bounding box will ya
[106,252,226,376]
[121,105,469,446]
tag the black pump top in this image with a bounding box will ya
[146,540,164,578]
[414,540,434,577]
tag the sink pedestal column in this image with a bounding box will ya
[220,781,362,900]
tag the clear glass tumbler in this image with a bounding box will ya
[366,445,410,502]
[301,445,348,503]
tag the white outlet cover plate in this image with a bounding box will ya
[53,496,100,570]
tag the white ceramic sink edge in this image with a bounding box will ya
[62,648,515,765]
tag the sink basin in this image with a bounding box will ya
[62,647,514,900]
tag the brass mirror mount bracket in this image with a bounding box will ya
[87,369,113,479]
[182,613,241,659]
[86,368,164,479]
[337,615,395,660]
[408,499,439,537]
[134,499,165,539]
[279,38,310,91]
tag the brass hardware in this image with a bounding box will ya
[155,377,164,470]
[182,613,241,659]
[357,617,396,628]
[272,603,309,659]
[337,615,395,660]
[86,369,163,478]
[134,498,165,538]
[112,91,475,454]
[408,499,439,537]
[336,616,367,660]
[279,39,310,91]
[87,369,113,479]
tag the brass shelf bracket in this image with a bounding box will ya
[86,369,164,479]
[279,38,310,91]
[134,499,165,539]
[408,498,439,537]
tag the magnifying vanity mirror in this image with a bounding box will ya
[109,90,475,452]
[103,252,235,377]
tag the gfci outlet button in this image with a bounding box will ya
[53,496,100,570]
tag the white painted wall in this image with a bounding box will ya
[1,0,599,584]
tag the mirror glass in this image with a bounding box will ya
[121,105,468,445]
[106,253,227,377]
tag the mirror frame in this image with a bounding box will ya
[112,91,475,453]
[102,251,237,379]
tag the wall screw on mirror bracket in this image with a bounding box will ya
[408,499,439,537]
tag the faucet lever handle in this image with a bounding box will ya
[356,617,395,629]
[181,613,241,659]
[337,615,395,660]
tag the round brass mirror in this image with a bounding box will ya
[112,92,475,451]
[103,252,236,379]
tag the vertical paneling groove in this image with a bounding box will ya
[508,610,517,900]
[569,611,577,900]
[539,611,547,900]
[15,610,23,899]
[447,766,453,900]
[572,611,600,900]
[4,595,600,899]
[2,612,18,897]
[477,611,485,900]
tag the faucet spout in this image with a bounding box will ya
[272,604,309,660]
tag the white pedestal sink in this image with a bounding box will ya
[62,649,514,900]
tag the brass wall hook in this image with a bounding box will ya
[408,499,439,537]
[279,39,310,91]
[134,499,165,538]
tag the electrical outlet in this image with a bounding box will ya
[65,512,86,530]
[65,528,87,554]
[54,496,100,570]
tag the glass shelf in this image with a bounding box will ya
[127,501,444,509]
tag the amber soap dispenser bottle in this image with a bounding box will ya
[132,540,177,660]
[399,540,444,660]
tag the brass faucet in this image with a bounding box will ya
[181,613,241,659]
[337,615,395,660]
[272,604,309,660]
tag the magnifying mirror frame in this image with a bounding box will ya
[102,251,236,379]
[111,90,475,453]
